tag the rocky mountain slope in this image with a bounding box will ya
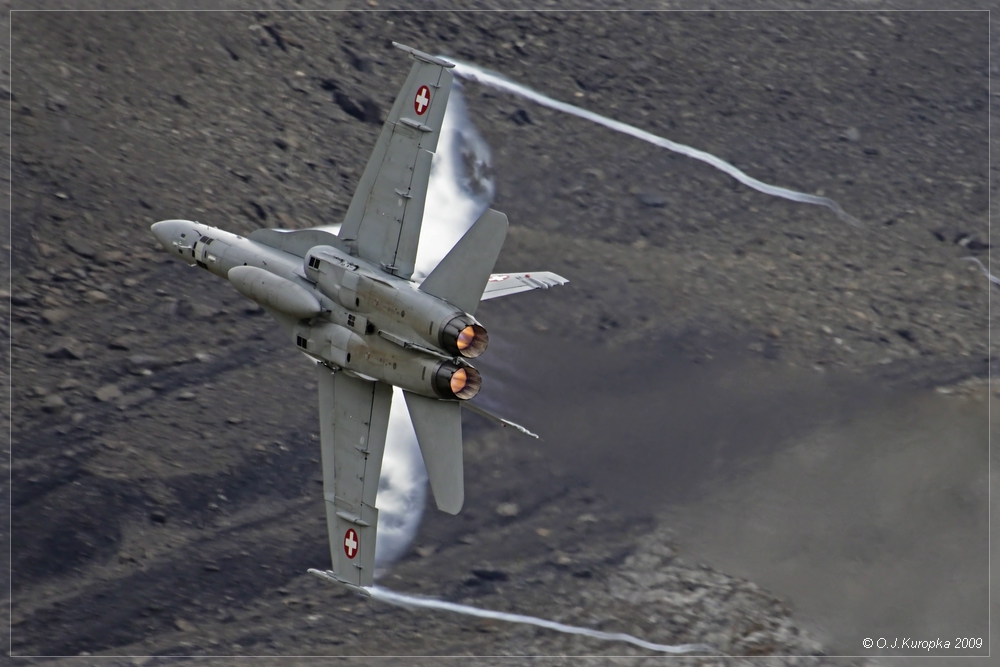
[6,5,991,663]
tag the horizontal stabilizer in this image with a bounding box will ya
[419,208,508,316]
[403,391,464,514]
[481,271,569,301]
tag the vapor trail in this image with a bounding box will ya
[450,61,862,227]
[962,256,1000,288]
[369,586,716,655]
[374,84,495,571]
[372,387,426,570]
[415,81,496,280]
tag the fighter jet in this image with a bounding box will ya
[151,43,567,593]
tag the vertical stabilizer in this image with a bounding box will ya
[418,208,508,316]
[403,391,464,514]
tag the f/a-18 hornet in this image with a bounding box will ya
[151,44,567,593]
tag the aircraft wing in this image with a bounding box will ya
[480,271,569,301]
[315,364,393,589]
[337,43,455,281]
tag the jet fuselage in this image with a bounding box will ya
[151,219,485,401]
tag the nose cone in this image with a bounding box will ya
[151,220,201,265]
[151,219,201,255]
[151,219,181,248]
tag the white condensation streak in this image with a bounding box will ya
[450,60,862,228]
[371,85,494,573]
[415,82,495,280]
[373,387,427,570]
[369,586,717,655]
[962,257,1000,287]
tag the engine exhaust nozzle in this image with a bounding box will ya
[434,362,482,400]
[441,317,488,358]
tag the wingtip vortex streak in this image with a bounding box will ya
[449,59,863,228]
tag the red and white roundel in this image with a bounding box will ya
[414,85,431,115]
[343,528,359,559]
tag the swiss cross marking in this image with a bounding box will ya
[488,274,509,283]
[414,85,431,115]
[344,528,359,559]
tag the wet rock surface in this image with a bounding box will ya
[6,3,992,664]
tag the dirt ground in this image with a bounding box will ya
[4,2,995,664]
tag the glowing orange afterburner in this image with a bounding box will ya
[440,317,489,358]
[433,362,482,400]
[450,367,468,394]
[456,326,476,351]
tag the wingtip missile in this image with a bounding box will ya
[392,42,456,68]
[308,568,372,597]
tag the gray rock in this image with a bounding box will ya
[637,192,667,208]
[190,302,220,318]
[95,249,126,265]
[127,354,166,372]
[471,568,509,582]
[42,394,66,412]
[118,388,156,409]
[45,337,85,360]
[496,502,520,517]
[85,290,109,303]
[157,300,179,316]
[511,108,532,125]
[64,234,97,258]
[41,308,71,325]
[108,335,133,350]
[95,384,123,402]
[46,95,68,111]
